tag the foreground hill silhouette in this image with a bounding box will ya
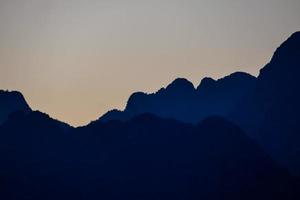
[0,111,298,199]
[0,90,31,124]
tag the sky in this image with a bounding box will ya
[0,0,300,126]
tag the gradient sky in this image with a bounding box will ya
[0,0,299,126]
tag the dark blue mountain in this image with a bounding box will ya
[231,31,300,175]
[0,111,298,200]
[99,72,256,123]
[0,90,31,124]
[100,32,300,176]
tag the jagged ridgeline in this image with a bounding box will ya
[0,32,300,200]
[99,72,256,123]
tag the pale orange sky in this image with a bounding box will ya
[0,0,300,126]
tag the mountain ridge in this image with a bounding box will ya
[99,71,256,123]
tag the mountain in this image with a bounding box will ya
[231,31,300,175]
[1,32,300,199]
[99,72,256,123]
[0,111,298,200]
[100,32,300,176]
[0,90,31,124]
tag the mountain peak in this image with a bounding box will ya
[0,90,32,124]
[166,78,195,91]
[197,77,216,90]
[197,72,255,92]
[0,90,27,100]
[223,72,256,80]
[126,92,148,112]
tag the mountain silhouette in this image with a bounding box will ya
[1,32,300,199]
[99,72,256,123]
[0,111,298,200]
[100,32,300,176]
[0,90,31,124]
[231,31,300,175]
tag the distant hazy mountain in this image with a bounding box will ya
[99,72,256,123]
[231,31,300,175]
[0,112,297,200]
[0,90,31,124]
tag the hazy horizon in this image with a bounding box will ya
[0,0,300,126]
